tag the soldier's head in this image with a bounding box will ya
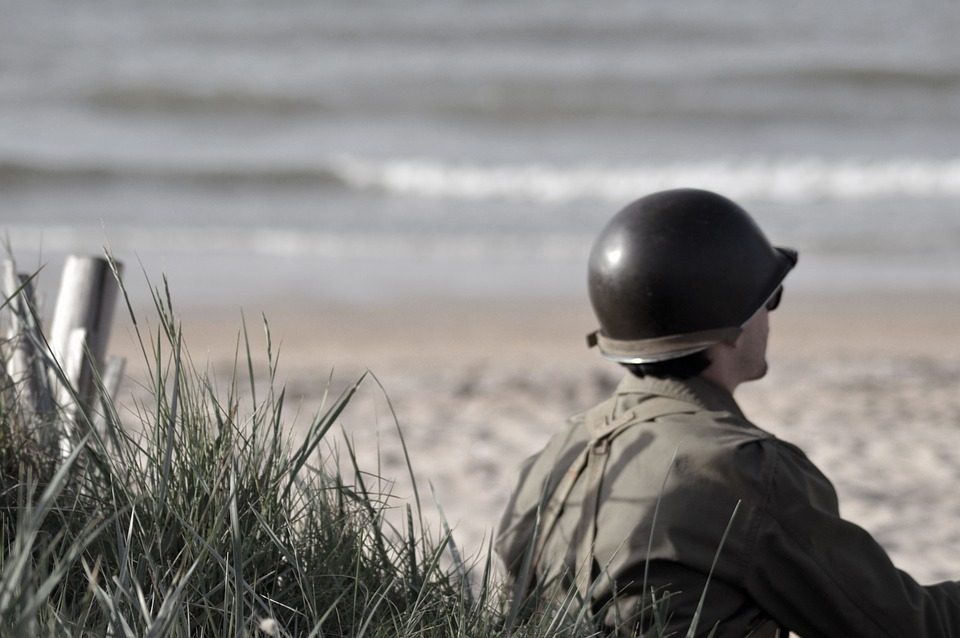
[586,188,796,388]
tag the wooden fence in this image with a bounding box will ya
[2,255,124,457]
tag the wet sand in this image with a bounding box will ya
[109,292,960,584]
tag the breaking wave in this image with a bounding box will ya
[333,156,960,204]
[4,155,960,204]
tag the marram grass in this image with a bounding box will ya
[0,272,624,638]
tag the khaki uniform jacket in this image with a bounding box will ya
[496,374,960,637]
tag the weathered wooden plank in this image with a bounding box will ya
[48,256,123,452]
[92,355,127,436]
[3,262,58,413]
[49,256,121,382]
[2,262,36,404]
[2,261,61,453]
[58,327,88,456]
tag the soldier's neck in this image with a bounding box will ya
[699,366,741,395]
[700,344,748,395]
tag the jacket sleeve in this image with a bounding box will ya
[496,417,590,582]
[744,441,960,638]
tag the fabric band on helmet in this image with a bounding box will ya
[586,326,744,364]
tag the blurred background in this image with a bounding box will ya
[3,0,959,308]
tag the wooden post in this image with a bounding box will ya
[2,262,60,452]
[48,256,123,452]
[3,263,37,403]
[92,355,126,435]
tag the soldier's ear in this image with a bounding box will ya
[719,326,745,348]
[704,340,733,364]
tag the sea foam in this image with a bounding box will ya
[333,156,960,204]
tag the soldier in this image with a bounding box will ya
[496,189,960,637]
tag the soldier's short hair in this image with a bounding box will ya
[622,350,711,380]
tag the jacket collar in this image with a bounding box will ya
[615,373,746,420]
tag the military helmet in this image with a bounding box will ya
[586,188,797,363]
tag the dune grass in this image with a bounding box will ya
[0,268,622,637]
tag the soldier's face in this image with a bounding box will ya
[737,307,770,382]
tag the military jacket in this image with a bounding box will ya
[496,373,960,637]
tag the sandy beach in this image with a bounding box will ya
[108,291,960,585]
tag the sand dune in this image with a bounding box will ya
[109,292,960,584]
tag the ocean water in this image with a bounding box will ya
[2,0,959,305]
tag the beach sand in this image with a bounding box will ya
[109,292,960,584]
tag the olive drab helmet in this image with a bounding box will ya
[586,188,797,363]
